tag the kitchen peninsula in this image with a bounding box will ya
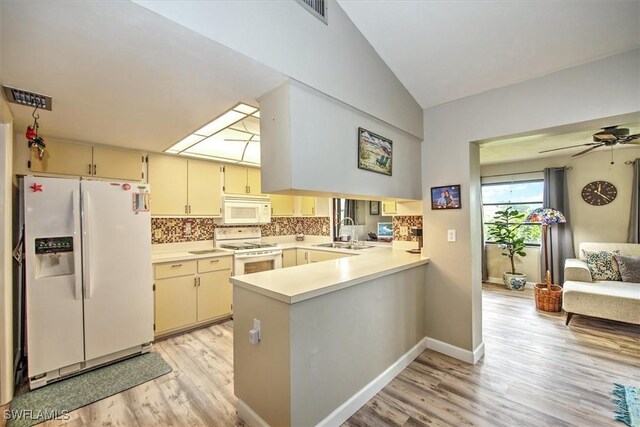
[231,246,429,427]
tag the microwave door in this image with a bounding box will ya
[226,204,259,224]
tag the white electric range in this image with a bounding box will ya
[214,227,282,275]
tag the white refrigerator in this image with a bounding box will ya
[22,176,153,389]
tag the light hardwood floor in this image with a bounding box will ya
[345,283,640,427]
[4,285,639,426]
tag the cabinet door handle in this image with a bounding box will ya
[194,277,198,287]
[185,205,188,214]
[171,264,183,268]
[188,205,191,214]
[210,259,219,263]
[305,252,308,260]
[88,164,92,174]
[271,208,273,215]
[312,207,315,215]
[93,164,96,175]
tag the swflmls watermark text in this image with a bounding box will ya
[4,409,70,421]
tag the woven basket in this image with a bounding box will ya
[534,271,563,312]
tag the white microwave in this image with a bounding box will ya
[222,196,271,225]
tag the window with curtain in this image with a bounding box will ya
[482,180,544,245]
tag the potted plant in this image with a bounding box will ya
[487,206,528,290]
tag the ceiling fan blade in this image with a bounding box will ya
[539,143,599,154]
[620,134,640,144]
[572,144,602,157]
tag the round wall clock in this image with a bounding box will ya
[581,181,617,206]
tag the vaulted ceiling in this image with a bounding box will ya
[338,0,640,109]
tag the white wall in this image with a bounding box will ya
[133,0,423,138]
[422,49,640,353]
[0,116,13,405]
[262,81,423,200]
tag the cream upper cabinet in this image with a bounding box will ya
[92,146,142,181]
[188,159,222,216]
[30,140,94,177]
[30,140,142,180]
[224,165,262,195]
[314,198,331,217]
[382,200,398,215]
[271,195,295,216]
[396,201,423,216]
[247,167,262,195]
[301,197,315,216]
[148,154,222,216]
[224,165,249,195]
[148,154,188,215]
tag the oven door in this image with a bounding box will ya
[234,251,283,275]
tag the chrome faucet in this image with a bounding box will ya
[337,217,357,243]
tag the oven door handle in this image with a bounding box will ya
[235,251,282,259]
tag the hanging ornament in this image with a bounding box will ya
[26,107,46,160]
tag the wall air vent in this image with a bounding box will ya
[2,85,52,111]
[296,0,327,24]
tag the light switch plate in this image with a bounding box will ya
[447,229,456,242]
[400,226,409,237]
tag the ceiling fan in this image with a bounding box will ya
[539,126,640,163]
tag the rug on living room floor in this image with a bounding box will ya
[613,383,640,427]
[7,352,172,427]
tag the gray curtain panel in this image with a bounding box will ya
[543,167,575,284]
[627,159,640,243]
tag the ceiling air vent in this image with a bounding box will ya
[2,85,52,111]
[296,0,327,24]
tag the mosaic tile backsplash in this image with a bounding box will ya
[151,216,331,244]
[392,215,423,241]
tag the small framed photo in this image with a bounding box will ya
[358,127,392,176]
[431,185,461,210]
[370,201,380,215]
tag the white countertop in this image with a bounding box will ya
[231,245,429,304]
[151,241,234,263]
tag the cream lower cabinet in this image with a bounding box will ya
[282,249,297,268]
[296,249,352,264]
[154,256,232,336]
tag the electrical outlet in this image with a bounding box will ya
[154,229,162,240]
[275,223,280,234]
[400,226,409,237]
[447,229,456,242]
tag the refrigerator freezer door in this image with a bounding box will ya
[81,181,153,360]
[23,177,85,377]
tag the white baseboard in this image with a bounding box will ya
[425,337,485,364]
[316,336,429,427]
[237,336,481,427]
[237,398,270,427]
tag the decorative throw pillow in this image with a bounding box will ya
[613,255,640,283]
[582,249,622,281]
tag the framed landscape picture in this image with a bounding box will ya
[358,127,392,176]
[370,201,380,215]
[431,185,461,210]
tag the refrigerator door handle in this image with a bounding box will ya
[73,189,82,300]
[82,189,92,299]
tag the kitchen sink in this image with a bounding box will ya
[188,249,225,255]
[313,242,374,250]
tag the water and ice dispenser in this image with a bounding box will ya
[34,236,75,279]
